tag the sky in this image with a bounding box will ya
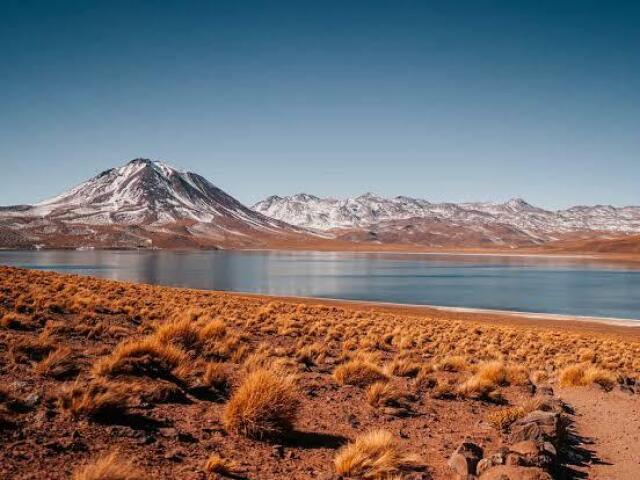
[1,0,638,210]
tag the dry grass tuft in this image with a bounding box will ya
[154,319,200,350]
[334,429,423,479]
[474,361,530,386]
[366,381,412,416]
[0,312,38,330]
[72,451,144,480]
[34,346,79,379]
[559,364,617,390]
[334,359,389,387]
[486,397,545,430]
[437,355,468,372]
[204,454,235,476]
[9,336,55,363]
[92,337,188,379]
[223,368,299,439]
[57,379,132,419]
[202,362,232,396]
[385,359,421,378]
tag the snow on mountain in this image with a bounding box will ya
[252,193,640,239]
[0,159,309,248]
[19,158,276,227]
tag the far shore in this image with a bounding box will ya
[3,245,640,266]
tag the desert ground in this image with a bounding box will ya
[1,266,639,479]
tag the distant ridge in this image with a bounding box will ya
[253,193,640,247]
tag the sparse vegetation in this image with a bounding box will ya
[0,266,638,479]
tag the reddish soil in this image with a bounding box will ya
[559,387,640,480]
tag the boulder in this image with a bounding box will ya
[509,440,555,469]
[448,441,484,477]
[479,465,553,480]
[508,411,560,444]
[476,448,509,476]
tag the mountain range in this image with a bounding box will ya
[1,158,639,250]
[252,193,640,247]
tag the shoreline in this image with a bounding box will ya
[220,291,640,332]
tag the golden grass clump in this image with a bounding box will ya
[559,364,617,390]
[334,359,389,387]
[365,381,412,416]
[199,318,228,341]
[385,359,421,378]
[9,336,55,363]
[437,355,468,372]
[154,319,200,350]
[34,346,79,379]
[0,312,37,330]
[57,379,132,419]
[92,337,188,379]
[334,429,422,479]
[486,397,545,430]
[457,375,497,399]
[203,362,232,395]
[204,454,235,476]
[474,361,530,386]
[72,451,144,480]
[223,368,299,439]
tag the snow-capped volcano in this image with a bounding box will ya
[25,158,261,225]
[0,159,310,248]
[253,193,640,246]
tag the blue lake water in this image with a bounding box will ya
[1,250,639,320]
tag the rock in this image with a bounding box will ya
[479,465,553,480]
[163,449,184,462]
[476,447,508,475]
[505,453,524,466]
[448,441,484,477]
[23,393,40,409]
[536,385,554,397]
[272,445,285,458]
[476,458,494,476]
[158,427,178,438]
[509,440,555,469]
[508,411,560,445]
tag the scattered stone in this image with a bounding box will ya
[448,440,484,477]
[509,411,560,445]
[272,445,285,459]
[158,427,178,438]
[476,448,508,476]
[536,385,554,397]
[23,392,40,409]
[164,449,184,462]
[509,440,555,469]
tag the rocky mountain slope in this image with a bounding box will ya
[253,193,640,246]
[0,159,313,249]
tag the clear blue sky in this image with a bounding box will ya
[1,0,638,209]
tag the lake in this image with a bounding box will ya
[1,250,639,320]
